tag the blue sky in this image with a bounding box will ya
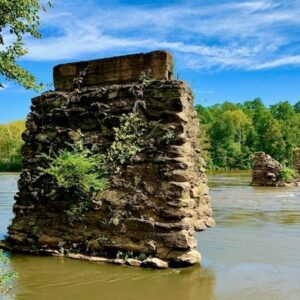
[1,0,300,123]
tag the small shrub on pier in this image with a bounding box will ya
[43,142,109,222]
[45,142,109,194]
[279,167,298,182]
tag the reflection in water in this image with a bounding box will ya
[0,174,17,240]
[9,255,215,300]
[1,172,300,300]
[218,208,300,226]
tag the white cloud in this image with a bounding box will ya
[20,0,300,71]
[254,55,300,69]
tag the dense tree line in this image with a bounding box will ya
[0,99,299,172]
[196,99,300,170]
[0,120,25,171]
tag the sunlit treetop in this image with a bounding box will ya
[0,0,52,90]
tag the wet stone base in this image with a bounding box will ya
[4,80,214,268]
[0,240,200,269]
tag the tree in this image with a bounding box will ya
[294,101,300,113]
[256,112,285,161]
[0,0,52,90]
[209,107,253,169]
[270,101,295,121]
[243,98,265,112]
[196,98,300,169]
[198,122,211,164]
[0,120,25,171]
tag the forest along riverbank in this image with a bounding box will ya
[0,172,300,300]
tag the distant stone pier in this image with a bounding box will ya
[251,152,282,186]
[252,151,300,187]
[3,51,214,268]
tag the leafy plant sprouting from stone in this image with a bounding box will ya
[279,166,298,183]
[138,69,155,87]
[116,250,147,261]
[44,142,109,223]
[0,250,18,295]
[128,69,155,100]
[161,129,176,145]
[107,113,148,165]
[43,112,149,223]
[73,66,89,92]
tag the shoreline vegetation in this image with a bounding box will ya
[197,98,300,170]
[0,120,25,172]
[0,99,299,172]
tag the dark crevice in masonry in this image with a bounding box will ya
[2,51,214,268]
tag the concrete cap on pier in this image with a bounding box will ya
[53,50,174,91]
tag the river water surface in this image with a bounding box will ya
[0,172,300,300]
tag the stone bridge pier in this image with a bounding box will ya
[3,51,214,268]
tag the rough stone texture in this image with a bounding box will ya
[67,253,109,263]
[294,148,300,174]
[170,249,201,267]
[5,52,213,267]
[252,152,282,186]
[141,258,169,269]
[125,259,142,267]
[54,51,174,91]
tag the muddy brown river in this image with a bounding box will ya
[1,171,300,300]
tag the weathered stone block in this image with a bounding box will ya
[54,51,174,91]
[252,152,282,186]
